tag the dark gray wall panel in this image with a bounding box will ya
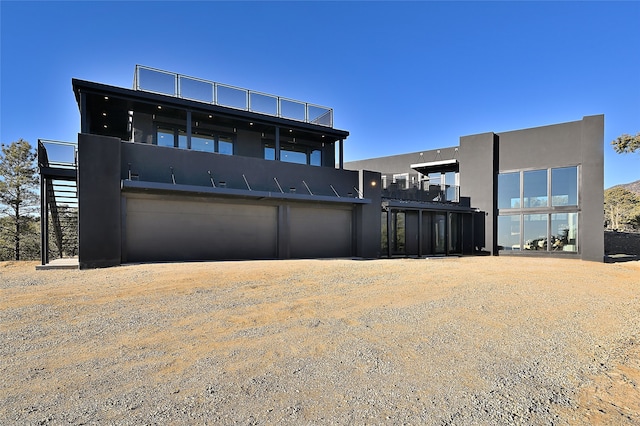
[235,129,263,158]
[78,134,122,269]
[579,115,604,261]
[121,141,360,198]
[125,194,277,261]
[355,170,382,258]
[459,132,495,253]
[497,120,583,171]
[405,211,420,255]
[288,205,352,258]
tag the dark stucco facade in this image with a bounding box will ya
[346,114,604,262]
[38,67,604,268]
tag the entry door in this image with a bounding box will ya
[434,213,446,254]
[391,210,406,255]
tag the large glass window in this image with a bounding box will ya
[281,146,307,164]
[551,213,577,252]
[523,169,548,208]
[523,214,548,251]
[218,136,233,155]
[497,215,521,251]
[191,134,214,153]
[393,173,409,189]
[498,172,520,209]
[552,166,578,206]
[263,141,320,165]
[310,149,322,166]
[157,125,233,154]
[498,166,579,254]
[444,171,457,201]
[157,128,174,147]
[264,144,275,160]
[178,131,188,150]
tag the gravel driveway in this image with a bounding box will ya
[1,257,639,425]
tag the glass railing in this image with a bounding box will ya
[38,140,77,169]
[133,65,334,127]
[382,184,460,203]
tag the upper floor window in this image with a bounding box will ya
[523,169,548,208]
[156,126,233,155]
[263,141,322,166]
[499,166,578,210]
[552,167,578,206]
[392,173,409,189]
[498,172,520,209]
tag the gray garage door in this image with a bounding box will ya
[289,205,353,258]
[124,194,278,262]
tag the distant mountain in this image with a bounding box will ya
[619,180,640,195]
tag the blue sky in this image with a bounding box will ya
[1,1,639,188]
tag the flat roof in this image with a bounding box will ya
[410,158,458,174]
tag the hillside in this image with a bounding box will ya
[610,179,640,194]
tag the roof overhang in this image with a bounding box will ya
[410,159,458,174]
[72,78,350,143]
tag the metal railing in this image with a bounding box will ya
[37,140,79,263]
[382,184,460,203]
[133,65,334,127]
[38,140,77,169]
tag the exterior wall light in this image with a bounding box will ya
[371,180,377,187]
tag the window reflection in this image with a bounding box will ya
[497,215,520,251]
[281,148,307,164]
[310,150,322,166]
[157,129,174,147]
[523,214,548,250]
[523,169,548,208]
[264,144,275,160]
[551,213,577,252]
[498,172,520,209]
[218,136,233,155]
[178,131,188,150]
[191,134,214,153]
[552,167,578,206]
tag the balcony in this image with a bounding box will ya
[382,183,460,203]
[133,65,333,127]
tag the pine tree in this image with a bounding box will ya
[0,140,39,260]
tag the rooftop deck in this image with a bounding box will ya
[134,65,334,127]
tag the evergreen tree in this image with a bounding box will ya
[604,186,640,231]
[611,133,640,154]
[0,139,39,260]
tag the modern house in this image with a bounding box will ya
[345,114,604,262]
[38,66,604,268]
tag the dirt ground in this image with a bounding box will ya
[1,257,639,424]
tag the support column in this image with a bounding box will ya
[387,208,392,258]
[186,110,192,149]
[418,210,423,257]
[80,92,89,134]
[339,139,344,169]
[275,126,281,161]
[40,175,48,265]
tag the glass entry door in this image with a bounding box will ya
[434,213,446,254]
